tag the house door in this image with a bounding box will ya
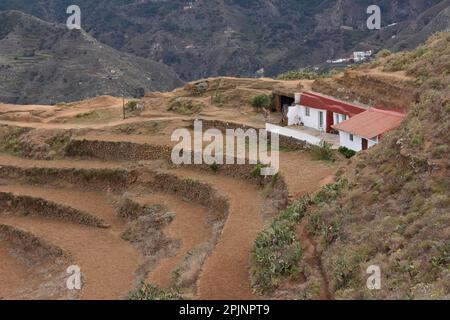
[362,138,368,150]
[318,111,324,130]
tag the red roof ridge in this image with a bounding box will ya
[369,107,406,117]
[302,91,369,109]
[332,107,406,139]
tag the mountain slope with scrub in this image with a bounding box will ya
[253,32,449,300]
[1,0,449,81]
[0,11,182,104]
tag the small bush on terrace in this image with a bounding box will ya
[311,140,335,162]
[251,179,348,294]
[124,100,144,116]
[250,94,271,109]
[250,162,266,178]
[250,197,310,293]
[338,146,356,159]
[167,97,204,115]
[376,49,391,58]
[313,179,347,204]
[129,283,182,300]
[277,69,339,80]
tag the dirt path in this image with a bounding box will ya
[171,168,264,300]
[297,221,331,299]
[0,184,122,227]
[276,152,335,299]
[0,243,29,299]
[278,152,337,201]
[136,193,212,287]
[367,68,414,81]
[0,116,187,131]
[0,153,123,170]
[0,185,142,300]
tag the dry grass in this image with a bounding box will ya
[312,33,450,299]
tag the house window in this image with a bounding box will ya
[334,113,340,124]
[349,133,354,141]
[305,107,310,117]
[341,114,347,121]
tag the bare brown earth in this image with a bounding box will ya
[312,68,417,111]
[0,184,142,299]
[170,168,264,300]
[0,243,29,299]
[0,153,122,170]
[0,76,366,299]
[277,151,337,200]
[138,193,212,287]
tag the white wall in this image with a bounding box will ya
[333,113,348,125]
[287,106,302,126]
[266,123,322,146]
[297,105,327,131]
[368,137,378,148]
[339,131,380,152]
[339,131,362,152]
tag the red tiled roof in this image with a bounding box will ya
[332,108,406,139]
[300,91,367,116]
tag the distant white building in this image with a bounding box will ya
[353,50,373,63]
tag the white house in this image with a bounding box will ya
[286,91,367,133]
[332,108,405,151]
[266,91,405,152]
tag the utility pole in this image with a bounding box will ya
[122,91,126,120]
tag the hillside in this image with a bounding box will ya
[1,0,449,81]
[320,34,449,299]
[253,33,449,300]
[0,11,182,104]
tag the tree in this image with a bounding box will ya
[251,94,271,109]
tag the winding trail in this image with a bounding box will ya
[0,153,123,170]
[137,193,212,287]
[297,221,331,299]
[171,168,264,300]
[0,116,187,130]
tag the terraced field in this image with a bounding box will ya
[0,95,337,300]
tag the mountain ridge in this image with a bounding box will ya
[1,0,448,81]
[0,10,182,104]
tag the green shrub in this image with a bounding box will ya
[313,179,347,204]
[167,98,203,115]
[129,283,182,300]
[125,100,138,110]
[311,140,335,161]
[307,180,348,245]
[277,69,339,80]
[75,110,96,118]
[338,146,356,158]
[212,91,225,105]
[250,94,271,109]
[250,197,310,293]
[376,49,392,58]
[209,163,220,173]
[250,162,267,178]
[332,256,358,290]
